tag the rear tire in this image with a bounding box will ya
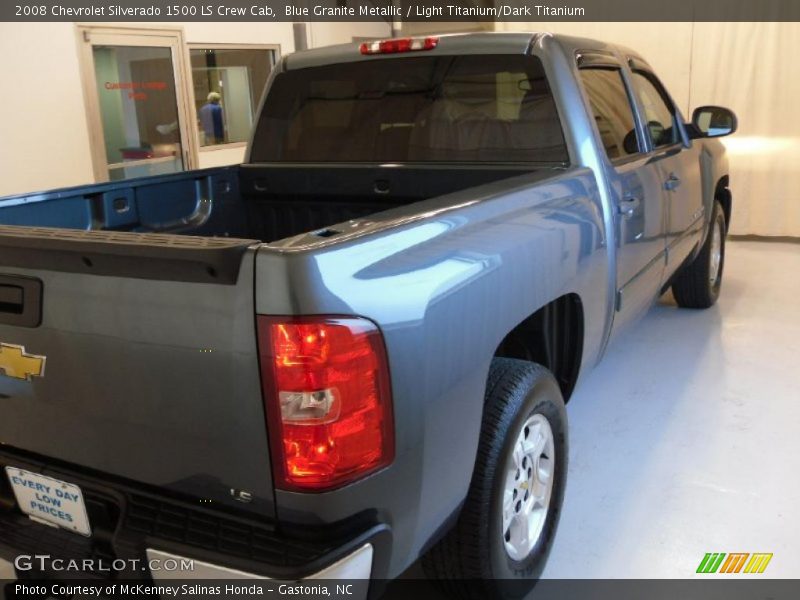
[672,200,726,309]
[421,358,568,599]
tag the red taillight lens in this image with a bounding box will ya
[257,316,394,491]
[359,37,439,55]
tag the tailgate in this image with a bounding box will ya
[0,226,275,517]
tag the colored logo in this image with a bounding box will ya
[697,552,773,574]
[0,342,46,381]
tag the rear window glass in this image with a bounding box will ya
[249,55,568,164]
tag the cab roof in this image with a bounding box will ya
[282,31,648,72]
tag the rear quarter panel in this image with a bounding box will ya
[254,167,609,576]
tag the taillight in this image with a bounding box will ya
[359,37,439,55]
[257,316,394,491]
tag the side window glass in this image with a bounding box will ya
[631,72,679,148]
[578,68,640,160]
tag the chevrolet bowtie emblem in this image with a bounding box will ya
[0,343,46,381]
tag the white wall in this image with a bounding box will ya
[689,22,800,237]
[306,20,391,47]
[0,21,388,197]
[0,23,96,196]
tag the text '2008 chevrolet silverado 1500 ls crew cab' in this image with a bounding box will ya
[0,32,736,597]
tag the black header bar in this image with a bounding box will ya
[2,0,800,23]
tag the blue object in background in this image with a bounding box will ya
[199,97,224,144]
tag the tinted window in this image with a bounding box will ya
[250,55,567,163]
[631,72,679,148]
[578,68,639,160]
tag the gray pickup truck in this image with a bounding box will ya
[0,32,735,597]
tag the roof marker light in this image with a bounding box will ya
[360,37,439,55]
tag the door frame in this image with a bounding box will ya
[75,25,198,182]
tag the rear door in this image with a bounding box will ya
[0,227,275,518]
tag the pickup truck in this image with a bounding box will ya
[0,32,735,597]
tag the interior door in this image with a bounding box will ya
[78,28,196,182]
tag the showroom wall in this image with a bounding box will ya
[689,22,799,238]
[305,21,391,46]
[0,20,389,198]
[0,22,291,195]
[494,22,800,237]
[3,23,104,197]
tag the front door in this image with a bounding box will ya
[628,70,703,280]
[78,27,195,182]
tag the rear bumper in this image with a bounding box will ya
[0,448,391,588]
[147,544,372,580]
[0,557,14,578]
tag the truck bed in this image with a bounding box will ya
[0,164,537,244]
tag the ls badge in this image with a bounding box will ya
[0,343,46,381]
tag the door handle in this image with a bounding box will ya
[664,173,682,191]
[0,275,42,328]
[617,196,641,217]
[0,284,24,313]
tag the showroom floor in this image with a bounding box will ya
[395,240,800,586]
[1,241,797,588]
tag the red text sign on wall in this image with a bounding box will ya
[104,81,167,101]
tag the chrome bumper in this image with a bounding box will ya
[147,542,373,580]
[0,557,15,579]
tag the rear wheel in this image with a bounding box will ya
[672,200,726,308]
[422,358,568,599]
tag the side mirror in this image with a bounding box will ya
[691,106,737,138]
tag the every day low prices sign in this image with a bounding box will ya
[4,0,800,22]
[4,467,92,536]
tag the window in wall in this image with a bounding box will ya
[578,68,640,160]
[630,72,679,148]
[190,48,276,147]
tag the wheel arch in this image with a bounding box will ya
[493,293,585,402]
[715,175,732,232]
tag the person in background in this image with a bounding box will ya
[199,91,225,144]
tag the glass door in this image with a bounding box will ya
[78,28,195,182]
